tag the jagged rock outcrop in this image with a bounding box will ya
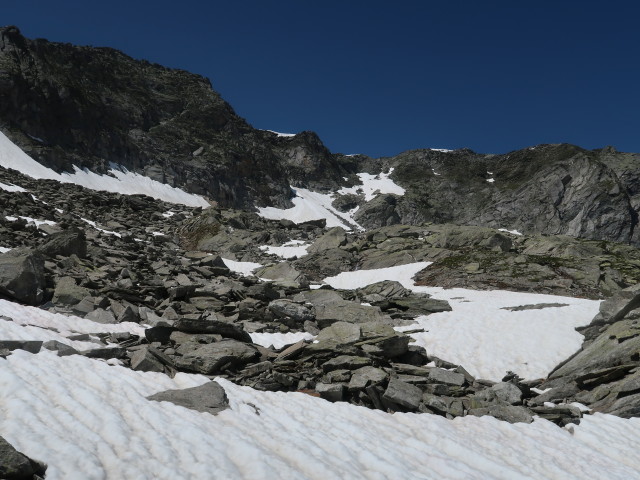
[2,26,640,245]
[0,26,352,210]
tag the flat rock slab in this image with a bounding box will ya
[147,381,229,415]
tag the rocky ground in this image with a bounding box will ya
[2,161,640,453]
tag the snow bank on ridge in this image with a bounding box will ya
[0,132,209,207]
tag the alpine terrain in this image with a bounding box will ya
[1,26,640,479]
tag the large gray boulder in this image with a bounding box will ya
[173,340,259,375]
[37,227,87,258]
[147,381,229,415]
[174,315,252,343]
[255,262,310,289]
[0,248,45,305]
[52,276,91,306]
[307,227,347,253]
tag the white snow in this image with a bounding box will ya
[338,168,406,202]
[265,130,296,137]
[323,262,601,380]
[259,240,310,259]
[80,217,122,237]
[0,131,209,207]
[430,148,453,152]
[498,228,523,236]
[257,187,361,231]
[1,349,640,479]
[0,246,11,253]
[222,258,263,276]
[0,299,146,351]
[249,331,314,349]
[256,169,406,231]
[487,178,495,183]
[0,181,27,192]
[5,215,57,228]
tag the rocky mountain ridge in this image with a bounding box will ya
[1,25,640,245]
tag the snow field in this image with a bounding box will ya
[256,169,405,230]
[222,258,263,276]
[1,350,640,480]
[323,262,601,380]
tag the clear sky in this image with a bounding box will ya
[4,1,640,157]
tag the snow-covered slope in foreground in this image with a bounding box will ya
[324,263,601,380]
[2,350,640,480]
[0,131,210,207]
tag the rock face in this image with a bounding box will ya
[0,26,352,210]
[2,26,640,245]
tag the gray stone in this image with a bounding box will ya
[147,381,229,415]
[268,299,315,323]
[383,377,423,410]
[322,355,370,372]
[0,435,47,479]
[38,227,87,258]
[0,340,42,354]
[255,262,310,289]
[315,383,345,402]
[490,382,523,405]
[469,405,534,424]
[314,322,362,347]
[52,276,90,306]
[131,346,165,373]
[174,315,252,343]
[429,368,466,386]
[0,248,45,305]
[86,308,118,324]
[173,340,259,374]
[43,340,79,356]
[307,227,347,253]
[348,366,388,391]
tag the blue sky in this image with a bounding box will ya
[4,1,640,157]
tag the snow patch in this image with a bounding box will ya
[0,131,209,207]
[257,187,362,231]
[259,240,310,259]
[338,168,405,202]
[222,258,262,276]
[323,262,600,380]
[498,228,523,236]
[0,181,27,192]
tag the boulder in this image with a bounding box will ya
[254,262,309,289]
[37,227,87,258]
[268,299,315,323]
[307,227,347,253]
[147,381,229,415]
[313,322,362,348]
[173,340,259,374]
[0,248,45,305]
[0,436,47,480]
[52,276,91,306]
[173,315,252,343]
[383,377,423,410]
[348,366,388,391]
